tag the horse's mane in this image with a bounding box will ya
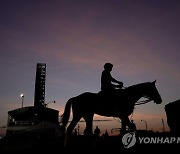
[126,82,151,90]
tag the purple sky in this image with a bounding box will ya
[1,0,180,134]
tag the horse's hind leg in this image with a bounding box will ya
[83,114,94,136]
[82,114,95,147]
[67,115,81,135]
[64,115,81,147]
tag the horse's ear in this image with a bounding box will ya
[152,80,156,84]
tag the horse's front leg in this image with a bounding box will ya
[120,116,127,135]
[121,116,136,134]
[129,119,136,132]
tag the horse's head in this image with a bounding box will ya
[144,80,162,104]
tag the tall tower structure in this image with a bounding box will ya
[34,63,46,108]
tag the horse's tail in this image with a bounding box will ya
[61,98,73,128]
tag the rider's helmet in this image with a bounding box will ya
[104,63,113,70]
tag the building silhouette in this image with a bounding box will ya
[165,99,180,135]
[6,63,59,137]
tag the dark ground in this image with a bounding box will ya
[0,131,179,153]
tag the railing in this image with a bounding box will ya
[8,121,34,126]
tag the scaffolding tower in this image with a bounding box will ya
[34,63,46,108]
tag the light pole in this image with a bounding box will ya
[162,118,165,132]
[77,124,80,135]
[141,120,148,131]
[20,94,24,108]
[45,101,55,107]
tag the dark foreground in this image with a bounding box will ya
[0,131,179,153]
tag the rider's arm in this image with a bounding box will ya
[110,74,122,84]
[110,74,123,88]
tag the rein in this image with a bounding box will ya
[135,96,153,106]
[130,96,152,121]
[122,86,153,106]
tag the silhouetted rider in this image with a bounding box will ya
[101,63,123,95]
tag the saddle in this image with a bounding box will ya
[98,89,124,103]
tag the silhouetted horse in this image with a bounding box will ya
[61,80,162,136]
